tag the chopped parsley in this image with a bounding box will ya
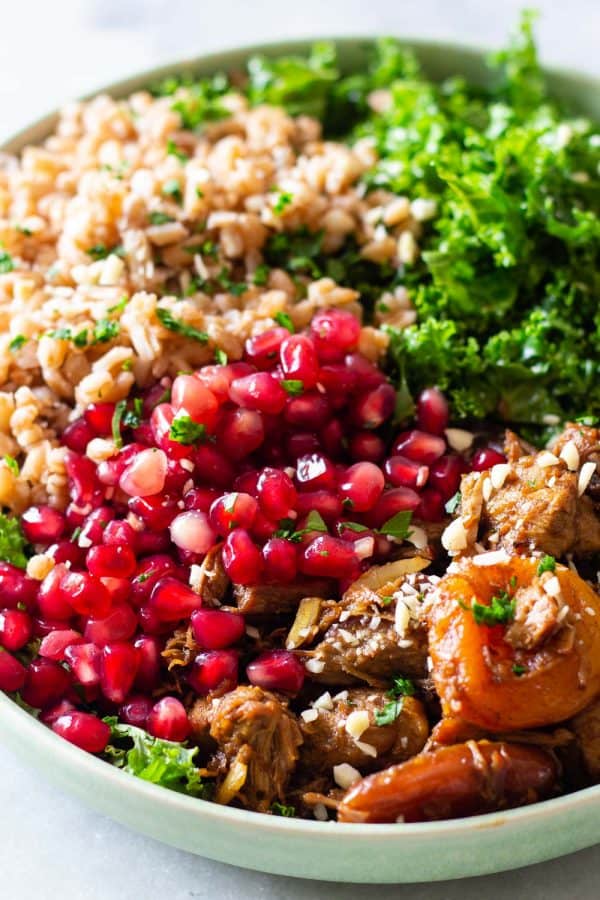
[461,588,516,627]
[537,555,556,576]
[9,335,27,352]
[445,491,461,515]
[148,211,175,226]
[252,264,271,286]
[512,664,526,677]
[108,295,129,315]
[379,510,413,541]
[166,139,188,162]
[271,802,295,817]
[156,308,209,343]
[3,455,19,476]
[86,244,123,261]
[0,250,14,274]
[214,348,228,366]
[281,379,304,396]
[162,178,183,203]
[374,676,415,726]
[274,509,328,542]
[274,311,295,333]
[0,513,29,569]
[169,414,206,445]
[111,400,126,449]
[122,397,143,429]
[337,521,369,533]
[92,319,120,344]
[272,191,294,215]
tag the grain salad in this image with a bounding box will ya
[0,14,600,826]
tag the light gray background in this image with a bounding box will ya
[1,1,599,897]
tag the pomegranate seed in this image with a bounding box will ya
[86,543,136,579]
[131,555,180,606]
[142,380,172,417]
[229,372,287,415]
[119,447,168,498]
[184,486,220,512]
[97,443,144,486]
[163,457,193,493]
[364,487,421,528]
[295,490,343,524]
[62,418,95,453]
[353,383,395,429]
[79,506,114,546]
[21,658,71,708]
[0,648,26,691]
[191,608,245,649]
[52,712,111,753]
[101,577,131,605]
[147,696,190,741]
[428,454,464,500]
[392,429,446,464]
[245,327,289,369]
[38,564,76,620]
[65,451,101,506]
[102,519,137,548]
[284,392,330,429]
[209,492,258,535]
[262,538,297,583]
[318,365,358,407]
[46,540,85,567]
[256,468,297,520]
[64,643,101,686]
[32,616,72,638]
[247,650,305,693]
[21,505,65,543]
[222,529,263,585]
[286,432,321,459]
[120,695,153,728]
[151,403,195,460]
[0,608,32,651]
[320,418,346,458]
[196,362,253,404]
[338,462,385,512]
[60,570,112,618]
[300,534,358,578]
[149,577,202,621]
[217,408,265,462]
[279,334,319,388]
[250,510,279,542]
[40,699,77,726]
[133,635,162,691]
[349,431,386,463]
[0,562,38,611]
[416,487,445,522]
[384,455,429,489]
[128,493,178,531]
[417,387,449,435]
[311,309,360,362]
[296,453,337,492]
[135,530,171,555]
[193,442,236,484]
[471,447,507,471]
[100,642,139,703]
[84,603,137,646]
[344,353,387,388]
[84,402,116,436]
[188,650,238,695]
[170,510,217,554]
[39,629,83,662]
[171,375,219,429]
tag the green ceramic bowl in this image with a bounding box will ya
[1,39,599,883]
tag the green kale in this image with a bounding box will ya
[103,718,212,798]
[0,513,29,568]
[247,42,338,119]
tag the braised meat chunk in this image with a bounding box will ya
[233,578,335,615]
[460,451,600,557]
[298,687,428,775]
[189,685,302,812]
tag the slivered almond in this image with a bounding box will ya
[490,463,510,490]
[559,440,580,472]
[537,451,560,468]
[578,461,596,496]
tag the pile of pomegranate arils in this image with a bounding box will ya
[0,309,506,760]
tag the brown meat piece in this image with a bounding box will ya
[193,544,229,606]
[299,688,428,775]
[461,454,600,557]
[233,578,335,615]
[550,423,600,467]
[190,685,303,812]
[571,699,600,781]
[504,429,535,462]
[304,570,437,684]
[504,577,568,651]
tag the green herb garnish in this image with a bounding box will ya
[537,555,556,576]
[156,308,209,343]
[162,178,183,203]
[379,511,413,541]
[111,400,126,449]
[0,250,14,273]
[3,455,19,476]
[445,491,461,515]
[92,319,120,344]
[460,588,516,627]
[512,664,526,676]
[9,335,27,351]
[0,513,29,568]
[148,211,175,226]
[252,264,270,286]
[281,379,304,396]
[273,191,294,215]
[274,311,295,333]
[166,139,188,162]
[169,414,206,445]
[214,348,228,365]
[271,802,296,817]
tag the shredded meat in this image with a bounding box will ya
[550,423,600,468]
[461,452,600,557]
[504,429,536,462]
[571,699,600,781]
[504,577,568,651]
[233,578,335,615]
[193,544,229,606]
[189,685,302,811]
[298,688,429,774]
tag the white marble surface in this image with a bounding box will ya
[1,1,600,896]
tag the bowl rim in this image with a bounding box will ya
[1,34,599,844]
